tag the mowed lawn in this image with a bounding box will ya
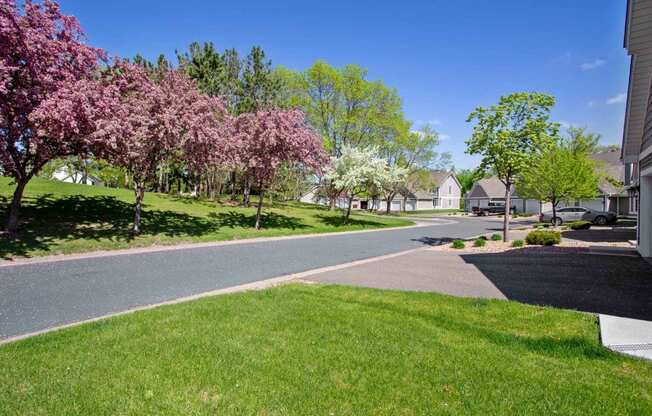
[0,177,411,259]
[1,284,650,415]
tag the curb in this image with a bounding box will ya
[0,218,456,269]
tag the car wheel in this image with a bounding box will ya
[594,215,607,225]
[552,217,562,226]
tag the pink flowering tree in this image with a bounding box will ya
[232,109,328,229]
[91,63,230,235]
[0,0,106,234]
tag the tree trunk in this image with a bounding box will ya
[503,182,511,242]
[230,171,237,200]
[243,177,251,207]
[132,182,145,235]
[6,178,27,235]
[552,198,558,227]
[385,193,394,214]
[345,195,354,222]
[403,195,407,212]
[255,190,265,230]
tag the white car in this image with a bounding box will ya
[539,207,617,226]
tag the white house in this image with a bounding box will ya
[52,165,103,186]
[622,0,652,258]
[299,170,462,212]
[465,177,551,214]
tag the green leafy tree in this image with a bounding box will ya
[466,92,558,241]
[455,168,484,195]
[518,141,599,224]
[237,46,279,114]
[275,60,413,209]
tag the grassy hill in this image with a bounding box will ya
[0,177,411,259]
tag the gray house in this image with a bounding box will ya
[622,0,652,258]
[465,177,550,214]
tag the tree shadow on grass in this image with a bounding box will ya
[298,288,614,361]
[208,210,307,230]
[315,214,389,228]
[0,194,306,259]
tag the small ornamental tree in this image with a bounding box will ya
[88,62,229,234]
[231,109,327,229]
[0,0,106,234]
[324,145,387,222]
[518,139,599,225]
[466,92,558,241]
[379,164,409,211]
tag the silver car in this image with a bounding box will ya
[539,206,617,226]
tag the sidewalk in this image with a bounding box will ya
[600,315,652,361]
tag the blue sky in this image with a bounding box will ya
[59,0,630,169]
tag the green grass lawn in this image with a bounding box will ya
[1,284,650,415]
[0,177,411,259]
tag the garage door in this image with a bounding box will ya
[405,200,416,211]
[391,200,402,211]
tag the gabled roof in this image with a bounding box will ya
[467,177,516,199]
[402,170,461,199]
[591,149,626,195]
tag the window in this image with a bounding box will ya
[558,208,572,212]
[448,185,452,194]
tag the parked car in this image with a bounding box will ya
[472,205,516,216]
[539,207,617,226]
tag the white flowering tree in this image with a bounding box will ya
[379,163,409,212]
[324,145,387,221]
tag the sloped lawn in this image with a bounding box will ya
[0,177,411,258]
[1,284,650,415]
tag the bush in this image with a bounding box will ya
[490,233,502,241]
[511,239,524,248]
[534,223,551,229]
[525,230,561,246]
[451,239,465,249]
[473,238,486,247]
[568,220,592,230]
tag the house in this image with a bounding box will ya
[52,165,103,186]
[465,177,550,214]
[557,149,629,215]
[374,170,462,212]
[299,170,462,212]
[622,0,652,258]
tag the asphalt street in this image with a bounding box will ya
[0,216,503,340]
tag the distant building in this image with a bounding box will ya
[299,170,462,212]
[52,166,103,186]
[465,177,549,214]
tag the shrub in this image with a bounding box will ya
[525,230,561,246]
[473,238,486,247]
[568,220,591,230]
[511,239,524,248]
[451,239,465,249]
[490,233,502,241]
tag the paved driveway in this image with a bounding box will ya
[0,216,499,340]
[309,248,652,320]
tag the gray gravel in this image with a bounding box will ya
[0,216,499,339]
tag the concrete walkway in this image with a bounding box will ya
[600,314,652,360]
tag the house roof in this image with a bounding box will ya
[467,177,515,199]
[403,170,460,199]
[591,149,626,196]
